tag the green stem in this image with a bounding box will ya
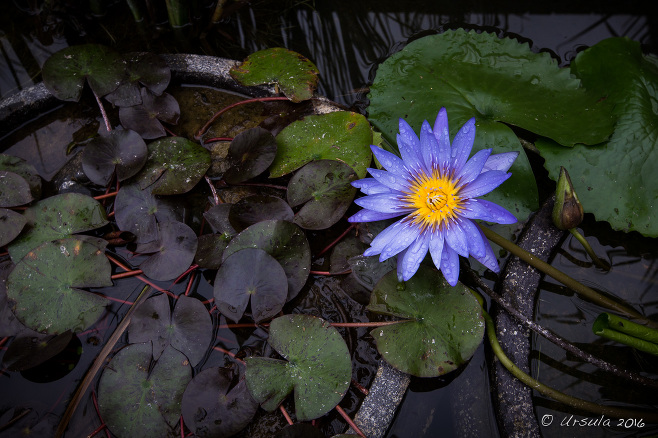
[569,228,610,270]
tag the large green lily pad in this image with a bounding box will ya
[367,266,484,377]
[245,314,352,421]
[6,238,111,334]
[270,111,373,179]
[230,47,319,102]
[81,129,148,186]
[8,193,108,262]
[98,342,192,438]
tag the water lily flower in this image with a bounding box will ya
[348,108,518,286]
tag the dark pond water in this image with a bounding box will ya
[1,1,658,437]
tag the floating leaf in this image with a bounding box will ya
[229,195,293,232]
[42,44,125,101]
[0,171,32,207]
[347,254,396,292]
[119,89,180,139]
[270,111,373,179]
[0,154,41,201]
[230,47,319,102]
[8,193,108,262]
[223,220,310,301]
[203,203,236,236]
[214,248,288,323]
[329,236,366,275]
[133,136,210,195]
[135,221,198,281]
[6,238,111,334]
[287,160,357,230]
[98,343,192,438]
[82,129,148,186]
[223,127,277,184]
[128,294,212,366]
[181,367,258,438]
[105,52,171,106]
[2,331,73,372]
[245,314,351,421]
[367,266,484,377]
[194,233,231,269]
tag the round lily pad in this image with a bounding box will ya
[223,127,278,184]
[228,195,294,232]
[203,203,236,236]
[119,89,180,139]
[0,208,26,248]
[135,221,198,281]
[0,170,32,207]
[2,331,73,372]
[367,266,485,377]
[6,237,111,334]
[287,160,357,230]
[194,233,231,269]
[245,314,352,421]
[0,154,41,201]
[105,52,171,106]
[81,129,148,186]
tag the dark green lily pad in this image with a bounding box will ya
[287,160,357,230]
[42,44,125,101]
[81,129,148,186]
[6,238,111,334]
[203,203,236,236]
[245,314,351,421]
[128,294,212,367]
[223,220,311,301]
[230,47,319,103]
[98,342,192,438]
[0,154,41,201]
[119,89,180,139]
[538,37,658,236]
[133,136,210,195]
[114,183,182,244]
[2,331,73,371]
[223,127,278,184]
[229,195,294,232]
[367,266,484,377]
[105,52,171,106]
[181,367,258,438]
[8,193,109,263]
[135,221,198,281]
[0,171,32,207]
[329,236,366,275]
[194,233,231,269]
[214,248,288,323]
[347,254,396,292]
[270,111,373,179]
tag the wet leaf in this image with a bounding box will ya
[133,136,210,195]
[230,47,319,102]
[287,160,357,230]
[119,89,180,139]
[203,203,236,236]
[0,208,25,248]
[329,236,366,275]
[270,111,373,179]
[194,233,231,269]
[98,343,192,438]
[6,238,111,334]
[81,129,148,186]
[105,52,171,106]
[8,193,108,263]
[2,331,73,371]
[246,314,352,421]
[135,221,198,281]
[42,44,125,101]
[181,367,258,438]
[0,170,32,207]
[0,154,41,201]
[229,195,293,232]
[214,248,288,323]
[223,127,277,184]
[0,260,31,338]
[223,220,311,301]
[367,266,484,377]
[347,254,396,291]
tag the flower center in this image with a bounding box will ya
[403,170,462,231]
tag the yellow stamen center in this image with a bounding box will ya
[403,169,462,231]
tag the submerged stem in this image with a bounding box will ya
[569,228,610,270]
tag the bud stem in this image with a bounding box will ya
[569,228,610,271]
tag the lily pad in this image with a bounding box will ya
[229,195,294,232]
[81,129,148,186]
[6,238,111,334]
[133,136,211,195]
[245,314,352,421]
[42,44,125,101]
[367,266,484,377]
[223,127,278,184]
[0,154,41,201]
[0,171,33,207]
[119,89,180,139]
[98,342,192,438]
[287,160,357,230]
[223,220,311,301]
[214,248,288,323]
[128,294,212,367]
[8,193,109,262]
[194,233,231,269]
[203,203,236,236]
[230,47,319,102]
[105,52,171,106]
[2,331,73,372]
[270,111,373,179]
[135,221,198,281]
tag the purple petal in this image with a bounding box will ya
[368,168,410,192]
[444,220,469,257]
[370,145,412,179]
[458,170,512,199]
[397,232,430,281]
[474,199,517,224]
[364,218,408,256]
[472,226,500,273]
[354,193,407,213]
[459,218,486,259]
[432,108,451,171]
[397,119,424,173]
[451,118,476,173]
[379,220,422,260]
[455,148,492,186]
[440,244,460,286]
[483,151,519,172]
[419,120,439,174]
[348,209,404,223]
[428,230,445,270]
[352,178,392,195]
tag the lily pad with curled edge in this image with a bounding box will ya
[8,193,108,263]
[135,221,198,281]
[6,237,111,334]
[0,171,32,207]
[119,89,180,139]
[114,183,182,244]
[133,136,210,195]
[223,127,277,184]
[270,111,373,179]
[98,342,192,438]
[42,44,125,102]
[0,208,26,248]
[230,47,319,103]
[214,248,288,323]
[105,52,171,106]
[81,129,148,186]
[287,160,357,230]
[0,154,41,201]
[229,195,293,232]
[367,266,484,377]
[245,314,352,421]
[128,294,212,367]
[222,220,310,301]
[182,367,258,438]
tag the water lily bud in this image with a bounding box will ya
[552,167,584,230]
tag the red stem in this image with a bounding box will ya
[335,405,366,437]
